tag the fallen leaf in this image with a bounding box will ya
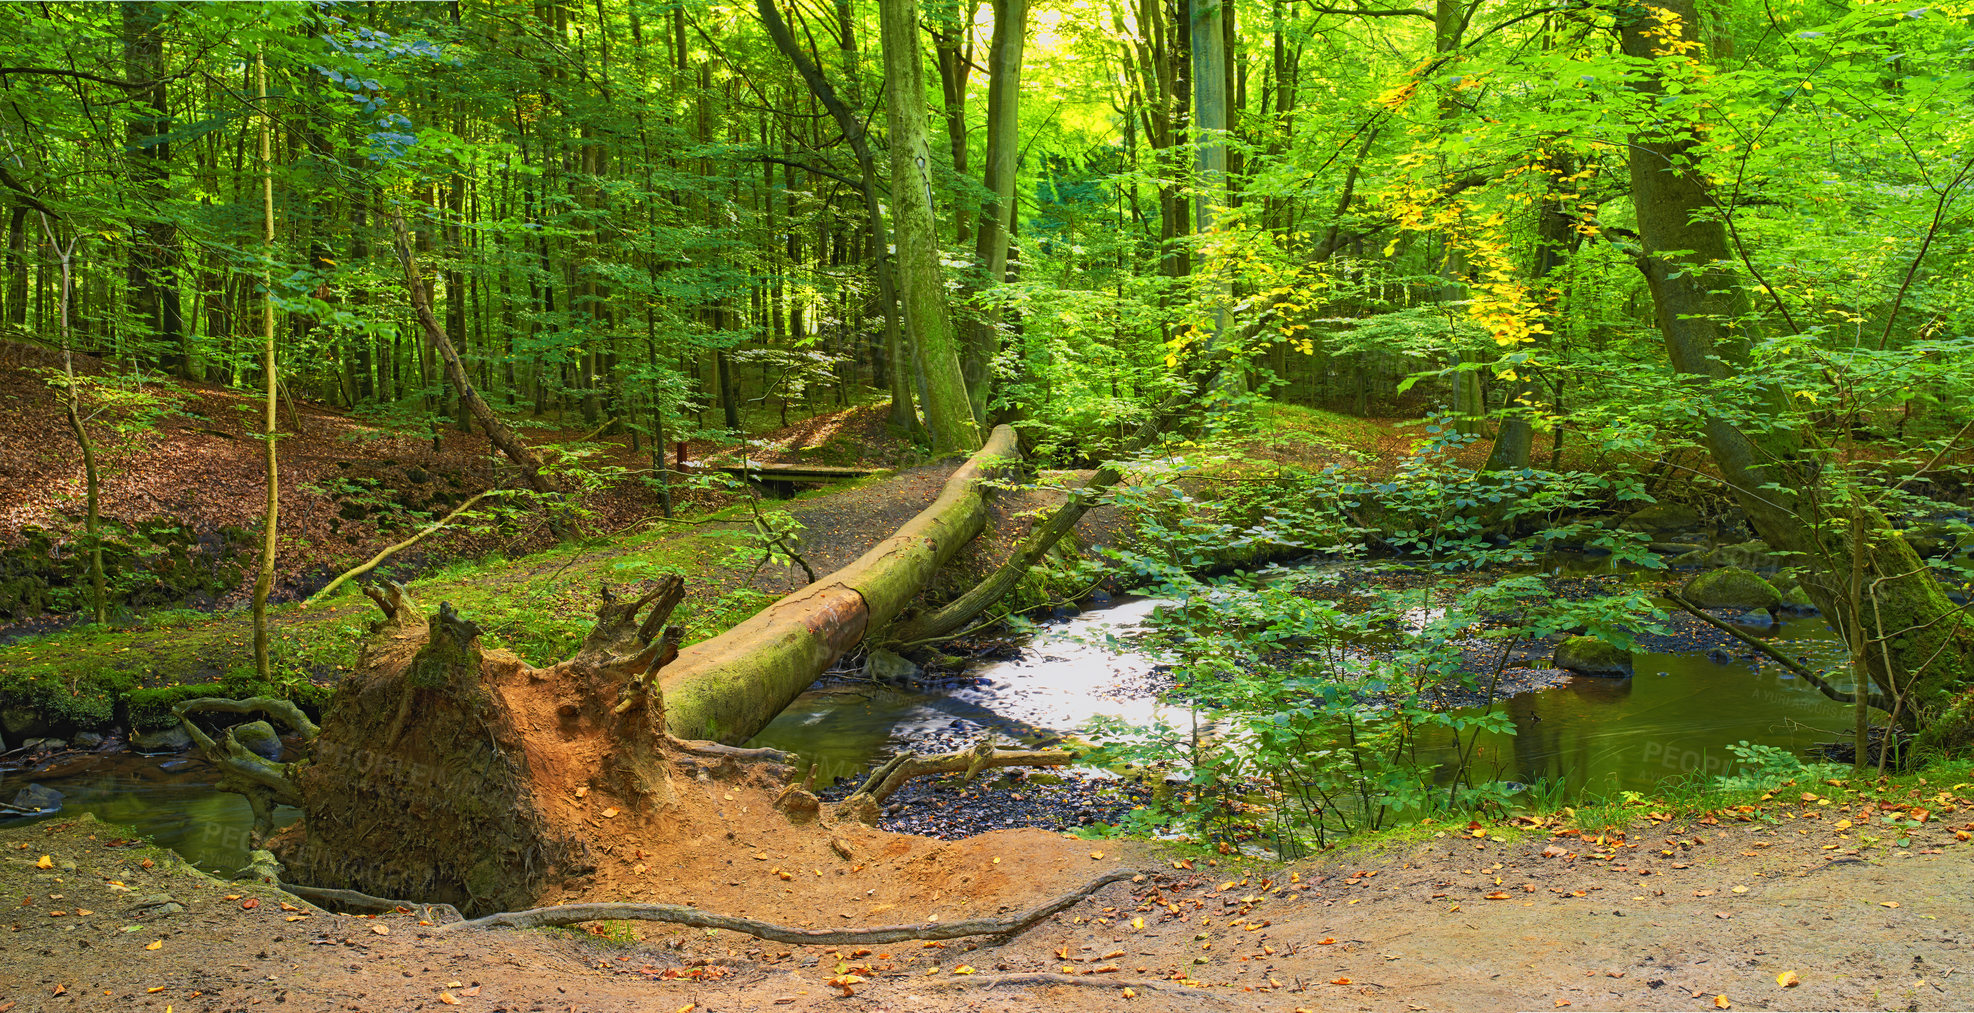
[1777,970,1800,987]
[279,901,300,911]
[574,786,588,799]
[1731,885,1749,894]
[1715,995,1731,1009]
[1131,916,1145,930]
[953,965,975,974]
[1317,938,1337,945]
[241,898,259,910]
[1090,851,1104,860]
[35,855,52,869]
[602,807,619,818]
[1881,901,1900,908]
[1122,987,1137,998]
[1330,977,1353,985]
[145,939,163,950]
[438,993,461,1006]
[1835,820,1853,831]
[1485,891,1510,900]
[371,924,391,935]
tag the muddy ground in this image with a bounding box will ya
[3,793,1970,1013]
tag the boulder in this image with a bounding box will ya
[231,720,283,761]
[1554,636,1634,679]
[8,783,62,814]
[862,649,920,686]
[71,731,105,749]
[1711,540,1783,571]
[1683,567,1781,612]
[0,706,48,741]
[1620,502,1708,541]
[1779,584,1818,615]
[131,725,192,753]
[1730,610,1778,630]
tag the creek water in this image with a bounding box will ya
[1,571,1862,873]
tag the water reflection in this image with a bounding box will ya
[1,752,298,874]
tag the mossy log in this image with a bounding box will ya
[657,424,1020,744]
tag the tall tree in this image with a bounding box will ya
[121,0,184,376]
[877,0,983,453]
[961,0,1028,420]
[1621,0,1974,752]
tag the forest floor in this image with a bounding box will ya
[4,782,1971,1013]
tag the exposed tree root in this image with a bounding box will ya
[277,881,464,923]
[833,740,1078,824]
[918,972,1219,997]
[173,695,322,740]
[439,869,1142,943]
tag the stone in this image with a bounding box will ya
[1619,502,1708,540]
[1553,636,1633,679]
[1650,541,1708,557]
[1731,610,1778,630]
[0,706,48,740]
[1683,567,1782,612]
[131,725,192,753]
[231,720,282,761]
[71,731,105,749]
[36,738,67,752]
[1711,540,1783,571]
[1779,584,1818,616]
[8,783,62,814]
[862,649,919,685]
[130,894,185,917]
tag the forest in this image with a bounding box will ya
[0,0,1972,1009]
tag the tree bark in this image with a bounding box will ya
[659,426,1019,743]
[877,0,985,454]
[253,50,279,682]
[962,0,1029,421]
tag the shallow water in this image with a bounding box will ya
[0,751,300,874]
[2,572,1865,867]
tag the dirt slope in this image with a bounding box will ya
[4,795,1969,1012]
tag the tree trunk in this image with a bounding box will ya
[659,426,1019,743]
[122,0,186,377]
[756,0,921,435]
[253,51,279,681]
[877,0,984,454]
[962,0,1029,421]
[1621,0,1974,752]
[389,215,562,499]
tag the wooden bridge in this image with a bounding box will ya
[702,461,880,497]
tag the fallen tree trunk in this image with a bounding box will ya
[886,400,1176,647]
[658,424,1020,743]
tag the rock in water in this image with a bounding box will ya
[71,731,105,749]
[1682,566,1782,612]
[1553,636,1634,679]
[9,783,62,814]
[1731,610,1778,630]
[131,725,193,753]
[1619,502,1708,542]
[862,648,920,685]
[232,720,283,760]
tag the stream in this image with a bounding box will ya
[0,568,1861,874]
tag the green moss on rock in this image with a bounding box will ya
[1553,636,1633,678]
[1684,567,1782,611]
